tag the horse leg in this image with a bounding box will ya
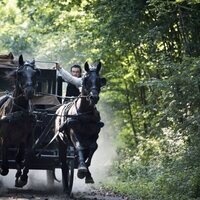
[16,133,33,188]
[0,143,9,176]
[16,147,32,187]
[69,132,88,179]
[85,143,98,184]
[58,137,67,176]
[85,169,94,184]
[15,143,25,187]
[85,142,98,168]
[76,142,88,179]
[70,132,87,179]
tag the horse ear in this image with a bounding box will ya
[96,61,101,73]
[19,55,24,66]
[100,77,106,87]
[84,62,90,72]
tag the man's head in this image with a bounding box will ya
[70,64,82,77]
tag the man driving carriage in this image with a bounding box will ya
[56,63,82,89]
[64,64,82,103]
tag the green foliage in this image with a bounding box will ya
[85,0,200,199]
[0,0,37,54]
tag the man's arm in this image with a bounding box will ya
[56,63,82,87]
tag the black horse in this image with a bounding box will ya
[55,61,106,183]
[0,55,40,187]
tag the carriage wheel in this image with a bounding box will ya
[46,170,54,187]
[62,146,75,195]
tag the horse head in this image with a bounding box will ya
[82,61,106,106]
[14,55,41,99]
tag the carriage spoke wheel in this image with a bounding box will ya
[62,146,75,196]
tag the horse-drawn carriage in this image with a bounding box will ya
[0,53,106,195]
[0,53,77,194]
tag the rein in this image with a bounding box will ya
[35,92,89,100]
[3,91,92,117]
[35,92,93,116]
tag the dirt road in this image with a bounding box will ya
[0,187,130,200]
[0,130,129,199]
[0,170,131,200]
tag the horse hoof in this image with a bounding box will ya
[15,177,27,188]
[15,179,22,188]
[0,168,9,176]
[77,169,87,179]
[77,163,87,179]
[85,176,94,184]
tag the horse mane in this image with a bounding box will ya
[88,62,99,70]
[23,61,36,69]
[82,62,100,78]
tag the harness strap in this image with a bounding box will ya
[35,103,73,156]
[35,92,90,100]
[35,129,60,157]
[32,114,57,150]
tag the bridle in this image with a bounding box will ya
[12,64,40,113]
[16,64,39,91]
[81,71,101,105]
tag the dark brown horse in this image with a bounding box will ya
[0,55,40,187]
[55,61,106,184]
